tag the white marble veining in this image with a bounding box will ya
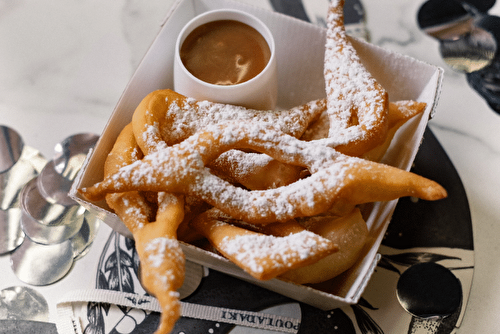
[1,0,500,333]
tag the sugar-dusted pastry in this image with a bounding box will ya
[131,88,326,152]
[280,208,369,284]
[191,208,338,280]
[81,121,446,224]
[103,124,185,334]
[319,0,389,156]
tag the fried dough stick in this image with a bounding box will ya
[129,89,326,191]
[280,208,369,284]
[129,88,419,192]
[214,100,428,191]
[362,100,427,162]
[104,124,185,334]
[320,0,389,156]
[191,208,338,281]
[208,150,305,190]
[303,100,428,161]
[131,89,326,152]
[81,122,446,224]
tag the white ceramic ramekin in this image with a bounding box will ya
[174,9,277,110]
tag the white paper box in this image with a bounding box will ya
[71,0,443,310]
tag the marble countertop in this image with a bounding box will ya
[1,0,500,333]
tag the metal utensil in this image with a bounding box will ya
[37,161,76,206]
[51,133,98,179]
[396,262,462,333]
[397,262,462,319]
[71,211,100,260]
[418,0,497,73]
[0,158,39,210]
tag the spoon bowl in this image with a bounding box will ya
[396,262,462,319]
[418,0,497,73]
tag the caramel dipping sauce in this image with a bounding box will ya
[180,20,271,85]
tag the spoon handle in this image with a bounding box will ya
[408,317,441,334]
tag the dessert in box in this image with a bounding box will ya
[71,0,444,331]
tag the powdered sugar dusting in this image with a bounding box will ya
[145,237,183,268]
[213,150,273,175]
[139,90,325,151]
[144,236,185,288]
[321,0,387,148]
[219,230,333,274]
[393,100,424,117]
[87,121,361,223]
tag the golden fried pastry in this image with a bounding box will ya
[280,208,369,284]
[81,121,446,224]
[128,88,420,193]
[303,100,425,140]
[190,208,338,280]
[388,100,428,124]
[131,89,326,153]
[130,89,324,191]
[103,124,185,334]
[208,150,305,190]
[320,0,389,156]
[231,217,309,237]
[362,100,427,162]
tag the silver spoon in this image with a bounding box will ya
[418,0,497,73]
[397,262,462,332]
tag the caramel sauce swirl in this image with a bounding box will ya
[180,20,271,85]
